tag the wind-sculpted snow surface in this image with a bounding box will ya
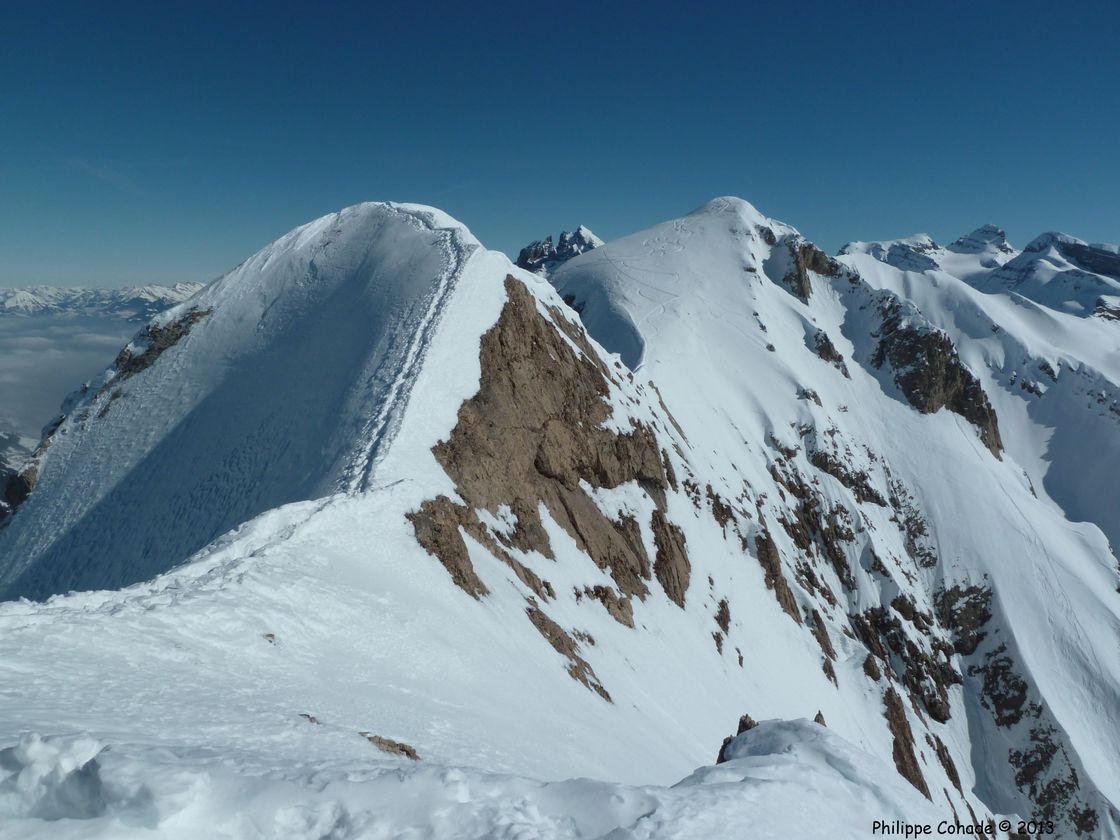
[1,198,1118,838]
[0,719,945,839]
[0,203,480,599]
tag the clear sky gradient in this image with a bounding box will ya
[2,0,1117,287]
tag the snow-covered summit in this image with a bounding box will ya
[842,221,1120,323]
[948,223,1016,256]
[840,233,944,272]
[0,201,493,598]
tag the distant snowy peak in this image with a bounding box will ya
[0,428,33,478]
[973,231,1120,316]
[841,224,1019,279]
[839,234,944,272]
[1022,232,1120,277]
[843,222,1120,319]
[515,224,603,274]
[0,282,205,320]
[948,223,1015,256]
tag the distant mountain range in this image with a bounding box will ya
[0,283,205,320]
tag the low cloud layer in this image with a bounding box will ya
[0,316,136,438]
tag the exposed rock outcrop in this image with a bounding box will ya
[111,307,213,385]
[812,329,850,378]
[651,509,689,608]
[1094,296,1120,321]
[936,584,993,656]
[872,297,1003,456]
[779,240,842,302]
[851,604,959,725]
[525,599,611,701]
[1,417,63,523]
[716,713,759,763]
[360,732,420,760]
[883,686,931,799]
[409,276,690,695]
[753,530,802,624]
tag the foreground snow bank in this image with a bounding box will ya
[0,734,123,822]
[0,721,950,840]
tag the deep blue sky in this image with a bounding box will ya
[2,1,1117,287]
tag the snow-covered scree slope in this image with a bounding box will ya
[1,198,1118,837]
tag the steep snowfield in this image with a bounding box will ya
[843,228,1120,555]
[0,203,486,598]
[553,198,1120,833]
[1,198,1117,837]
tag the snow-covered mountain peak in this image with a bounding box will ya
[688,194,764,220]
[949,223,1016,256]
[570,223,604,246]
[968,229,1120,316]
[839,234,944,272]
[1021,231,1120,274]
[514,223,603,274]
[0,200,496,599]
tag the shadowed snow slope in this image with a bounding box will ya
[1,198,1118,839]
[0,203,484,599]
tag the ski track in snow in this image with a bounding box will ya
[343,205,478,494]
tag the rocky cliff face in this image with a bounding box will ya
[870,295,1003,456]
[515,225,603,274]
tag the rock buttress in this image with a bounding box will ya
[409,276,689,695]
[872,299,1002,456]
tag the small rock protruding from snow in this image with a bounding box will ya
[716,713,760,763]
